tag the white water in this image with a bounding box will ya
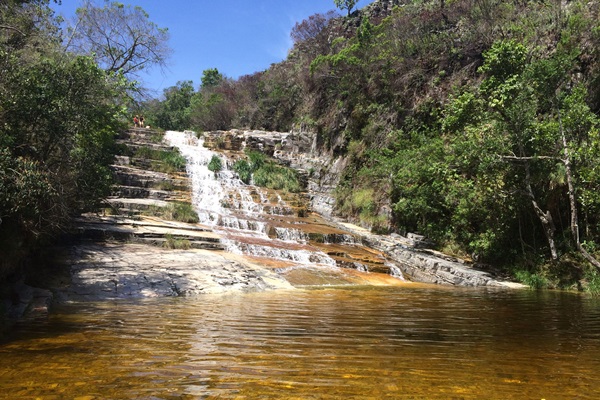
[165,131,339,269]
[387,263,405,279]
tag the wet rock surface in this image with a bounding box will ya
[331,221,523,287]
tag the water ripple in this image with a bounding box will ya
[2,287,600,399]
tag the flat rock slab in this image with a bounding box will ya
[73,215,222,245]
[55,243,293,302]
[332,220,526,288]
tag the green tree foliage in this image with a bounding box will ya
[1,0,129,278]
[334,0,358,16]
[146,80,195,131]
[201,68,224,89]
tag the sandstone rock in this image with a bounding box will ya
[55,243,293,301]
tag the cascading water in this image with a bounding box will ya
[165,130,405,283]
[165,131,340,268]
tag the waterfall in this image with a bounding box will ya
[165,130,406,280]
[165,131,338,269]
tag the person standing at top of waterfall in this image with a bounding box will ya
[133,115,139,128]
[139,115,145,128]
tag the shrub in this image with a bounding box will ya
[233,150,302,192]
[207,155,223,174]
[134,147,187,173]
[143,202,199,223]
[163,234,192,250]
[247,150,266,170]
[253,162,302,193]
[584,270,600,297]
[233,159,252,184]
[514,270,551,290]
[160,151,187,172]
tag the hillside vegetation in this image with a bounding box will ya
[145,0,600,288]
[0,1,144,285]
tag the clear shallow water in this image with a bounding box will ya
[2,286,600,399]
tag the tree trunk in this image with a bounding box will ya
[557,108,600,269]
[524,163,558,260]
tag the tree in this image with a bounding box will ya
[189,69,236,131]
[1,0,129,278]
[67,0,171,79]
[438,37,600,267]
[149,80,195,130]
[334,0,358,16]
[290,11,338,44]
[1,0,61,52]
[201,68,224,89]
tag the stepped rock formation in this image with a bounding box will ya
[54,128,293,302]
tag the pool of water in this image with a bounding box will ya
[2,286,600,399]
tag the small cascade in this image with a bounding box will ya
[231,243,338,266]
[322,233,358,245]
[387,263,406,280]
[164,132,227,226]
[275,227,309,243]
[165,130,405,283]
[218,216,269,235]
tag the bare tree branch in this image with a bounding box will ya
[0,24,25,36]
[67,2,171,79]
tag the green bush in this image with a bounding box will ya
[207,155,223,174]
[584,271,600,297]
[233,159,252,184]
[232,150,301,192]
[134,147,187,173]
[143,202,199,223]
[253,162,301,193]
[160,150,187,172]
[247,150,266,170]
[514,270,551,290]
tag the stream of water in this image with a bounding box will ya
[2,286,600,399]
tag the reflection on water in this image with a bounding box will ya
[2,286,600,399]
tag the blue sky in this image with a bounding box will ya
[51,0,375,97]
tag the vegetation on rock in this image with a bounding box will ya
[233,150,302,193]
[133,147,187,173]
[207,155,223,174]
[143,202,199,224]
